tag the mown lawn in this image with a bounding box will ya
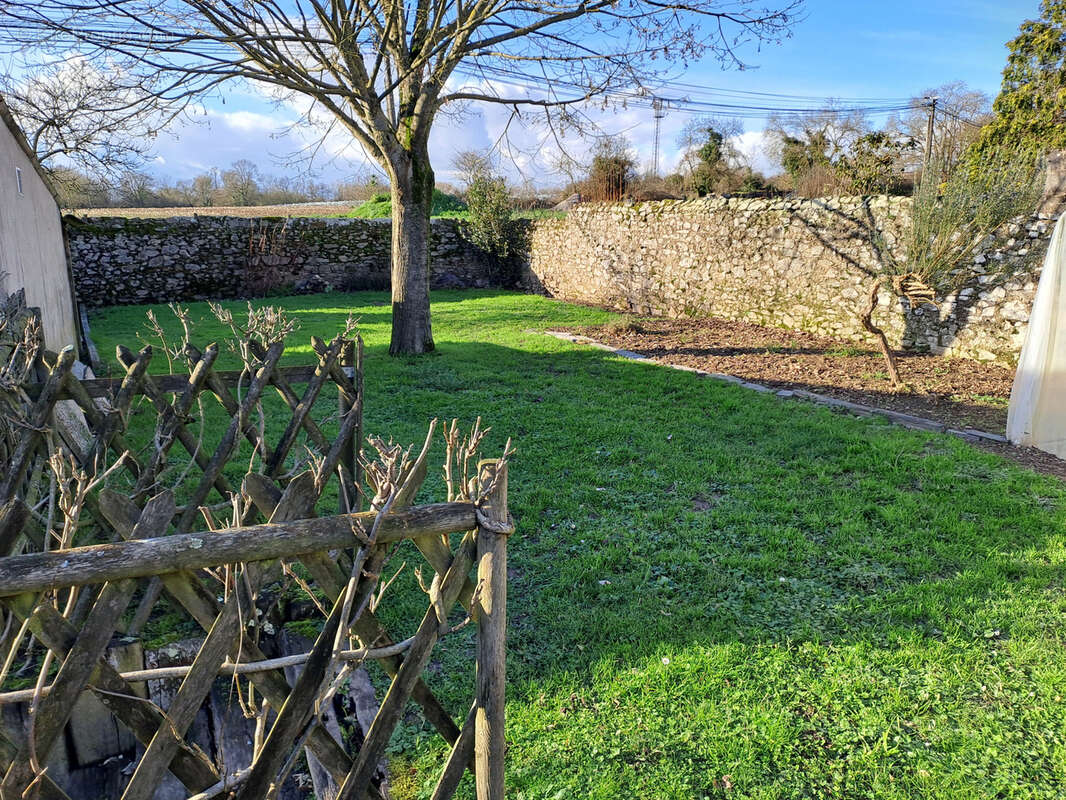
[90,290,1066,799]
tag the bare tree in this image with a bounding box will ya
[888,81,992,174]
[452,150,496,187]
[221,159,262,206]
[584,134,638,201]
[0,0,800,353]
[116,171,158,207]
[675,115,744,195]
[190,171,219,207]
[0,57,187,179]
[766,102,870,190]
[47,166,113,208]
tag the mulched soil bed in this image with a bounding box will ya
[573,316,1066,480]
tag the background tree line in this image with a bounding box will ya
[49,161,394,210]
[563,79,1004,204]
[556,0,1066,210]
[23,0,1066,216]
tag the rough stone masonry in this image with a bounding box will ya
[67,215,506,307]
[67,198,1056,368]
[523,196,1057,366]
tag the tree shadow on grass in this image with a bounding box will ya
[104,289,1061,795]
[378,342,1066,795]
[623,366,1008,433]
[368,341,1065,695]
[79,300,1066,795]
[88,289,552,373]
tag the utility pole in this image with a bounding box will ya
[923,96,938,175]
[652,97,666,177]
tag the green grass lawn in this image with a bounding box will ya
[89,291,1066,799]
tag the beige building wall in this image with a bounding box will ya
[0,102,78,351]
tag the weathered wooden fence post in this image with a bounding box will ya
[0,326,512,797]
[475,459,510,799]
[354,336,364,510]
[338,339,357,513]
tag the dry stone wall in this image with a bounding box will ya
[67,200,1055,367]
[68,215,505,307]
[524,196,1056,366]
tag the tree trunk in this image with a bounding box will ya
[861,278,904,388]
[389,149,435,355]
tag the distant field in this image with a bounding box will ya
[67,202,365,219]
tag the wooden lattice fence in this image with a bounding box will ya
[0,306,513,800]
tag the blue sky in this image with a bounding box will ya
[147,0,1042,188]
[711,0,1031,99]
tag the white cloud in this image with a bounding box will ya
[149,103,375,181]
[149,89,782,188]
[222,110,283,134]
[731,130,779,177]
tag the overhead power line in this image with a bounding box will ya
[453,63,933,121]
[0,18,987,127]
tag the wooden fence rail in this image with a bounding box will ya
[0,310,511,800]
[25,364,337,400]
[0,501,476,596]
[2,464,509,799]
[0,466,511,800]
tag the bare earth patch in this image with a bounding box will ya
[573,315,1066,480]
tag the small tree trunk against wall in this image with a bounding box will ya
[389,149,435,355]
[861,278,903,388]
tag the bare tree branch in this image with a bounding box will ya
[0,56,194,179]
[0,0,802,353]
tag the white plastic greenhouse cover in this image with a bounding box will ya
[1007,213,1066,457]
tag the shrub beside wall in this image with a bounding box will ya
[523,196,1056,366]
